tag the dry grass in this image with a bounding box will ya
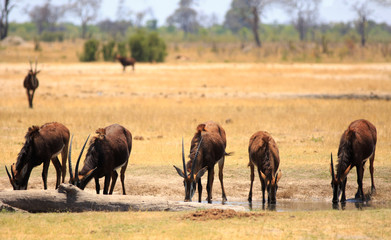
[0,53,391,238]
[0,210,390,239]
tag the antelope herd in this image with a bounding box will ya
[5,119,378,207]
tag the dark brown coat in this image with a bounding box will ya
[6,122,70,190]
[23,60,40,108]
[174,122,226,203]
[69,124,132,195]
[115,55,136,72]
[330,119,377,203]
[248,131,282,204]
[189,121,228,202]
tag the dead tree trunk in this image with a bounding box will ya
[0,184,245,213]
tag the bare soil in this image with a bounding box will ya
[183,209,264,221]
[2,163,390,209]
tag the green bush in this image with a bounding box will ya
[40,31,65,42]
[102,40,116,61]
[128,30,167,62]
[116,42,127,57]
[79,39,100,62]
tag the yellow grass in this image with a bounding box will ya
[0,210,391,239]
[1,48,391,239]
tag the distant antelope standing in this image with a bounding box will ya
[115,55,136,72]
[23,58,40,108]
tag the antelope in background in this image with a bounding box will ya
[23,58,40,108]
[330,119,377,204]
[174,121,228,203]
[5,122,70,190]
[248,131,282,204]
[115,55,136,72]
[68,124,132,195]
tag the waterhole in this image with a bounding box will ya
[225,199,391,212]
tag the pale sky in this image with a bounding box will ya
[8,0,391,26]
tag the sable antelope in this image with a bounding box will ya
[5,122,70,190]
[174,122,226,203]
[68,124,132,195]
[115,55,136,72]
[248,131,282,204]
[23,58,40,108]
[189,121,229,202]
[330,119,377,203]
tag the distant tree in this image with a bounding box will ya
[0,0,14,40]
[224,0,252,32]
[167,0,199,35]
[29,0,66,34]
[372,0,391,6]
[224,0,277,48]
[283,0,321,41]
[344,0,374,47]
[97,19,131,37]
[68,0,102,39]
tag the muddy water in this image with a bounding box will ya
[225,199,391,212]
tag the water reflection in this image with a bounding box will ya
[226,200,391,212]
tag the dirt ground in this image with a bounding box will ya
[183,209,265,220]
[1,62,391,209]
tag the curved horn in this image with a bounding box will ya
[181,137,187,178]
[75,135,90,181]
[330,153,336,181]
[35,57,38,72]
[5,166,12,181]
[68,135,74,180]
[10,164,15,179]
[190,136,203,178]
[341,164,352,181]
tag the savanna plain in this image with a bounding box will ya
[1,44,391,239]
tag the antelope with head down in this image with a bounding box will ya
[330,119,377,204]
[5,122,70,190]
[248,131,282,204]
[68,124,132,195]
[174,121,228,203]
[23,58,40,108]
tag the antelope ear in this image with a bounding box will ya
[195,166,208,181]
[36,70,41,74]
[173,165,185,178]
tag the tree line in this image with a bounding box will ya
[1,0,391,47]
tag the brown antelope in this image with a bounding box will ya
[189,121,229,202]
[5,122,70,190]
[115,55,136,72]
[68,124,132,195]
[330,119,377,203]
[23,58,40,108]
[248,131,282,204]
[174,122,226,203]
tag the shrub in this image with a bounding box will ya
[40,31,64,42]
[102,40,116,61]
[128,30,167,62]
[79,39,100,62]
[116,41,127,57]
